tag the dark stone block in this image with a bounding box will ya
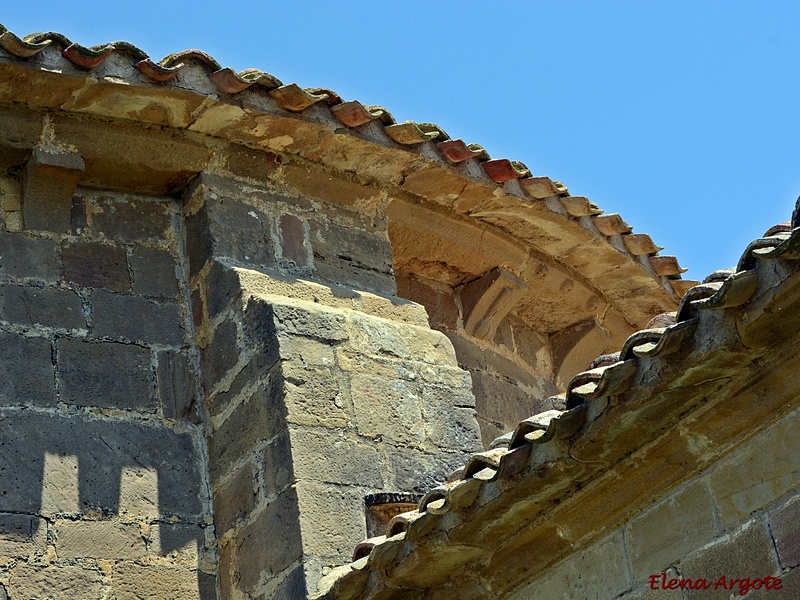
[157,350,198,421]
[273,564,308,600]
[191,286,204,330]
[680,521,778,600]
[261,428,293,497]
[207,342,277,418]
[185,206,212,279]
[197,571,217,600]
[213,462,257,535]
[280,213,309,267]
[386,446,466,494]
[234,489,303,591]
[242,296,279,346]
[0,331,55,406]
[0,283,85,329]
[0,409,205,522]
[70,195,87,234]
[62,241,130,292]
[205,196,275,269]
[205,260,240,319]
[0,513,45,556]
[770,495,800,568]
[0,232,59,283]
[90,196,173,243]
[201,318,239,391]
[208,375,285,485]
[131,247,179,299]
[92,290,185,346]
[57,339,154,411]
[22,148,84,233]
[309,218,393,293]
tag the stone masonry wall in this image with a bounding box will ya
[396,272,559,447]
[0,180,215,599]
[186,175,483,597]
[510,405,800,599]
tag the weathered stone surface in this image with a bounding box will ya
[281,162,380,209]
[207,342,276,418]
[0,513,47,556]
[511,319,551,375]
[709,407,800,528]
[280,213,310,268]
[746,566,800,600]
[471,370,549,447]
[204,260,240,319]
[680,521,779,599]
[55,519,145,559]
[310,217,394,293]
[90,195,174,243]
[214,461,257,534]
[157,350,198,421]
[204,193,276,269]
[150,522,205,562]
[113,562,207,600]
[131,246,179,298]
[551,319,612,386]
[294,480,366,562]
[270,564,308,600]
[50,112,210,192]
[769,495,800,568]
[0,231,59,282]
[217,143,283,182]
[200,317,239,390]
[422,388,482,451]
[22,147,84,233]
[290,427,383,487]
[272,301,349,342]
[351,373,425,445]
[8,562,105,600]
[283,364,350,429]
[626,479,720,580]
[0,108,41,170]
[349,313,455,364]
[233,490,303,593]
[62,241,130,291]
[0,283,85,329]
[617,570,683,599]
[0,410,204,520]
[261,428,294,497]
[58,339,154,410]
[0,331,55,406]
[395,272,459,329]
[386,447,466,494]
[92,290,185,346]
[208,375,284,484]
[510,532,631,600]
[460,267,527,341]
[185,204,214,277]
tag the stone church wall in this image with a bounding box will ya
[0,150,483,598]
[511,405,800,599]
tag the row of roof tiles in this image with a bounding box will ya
[319,214,800,597]
[0,24,694,295]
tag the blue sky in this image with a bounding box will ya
[3,2,799,280]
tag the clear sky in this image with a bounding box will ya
[3,2,799,280]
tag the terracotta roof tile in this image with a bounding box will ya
[317,215,800,599]
[0,23,695,304]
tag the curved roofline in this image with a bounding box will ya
[0,24,695,333]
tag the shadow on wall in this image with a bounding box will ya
[0,409,212,593]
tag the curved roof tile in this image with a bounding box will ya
[0,22,695,307]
